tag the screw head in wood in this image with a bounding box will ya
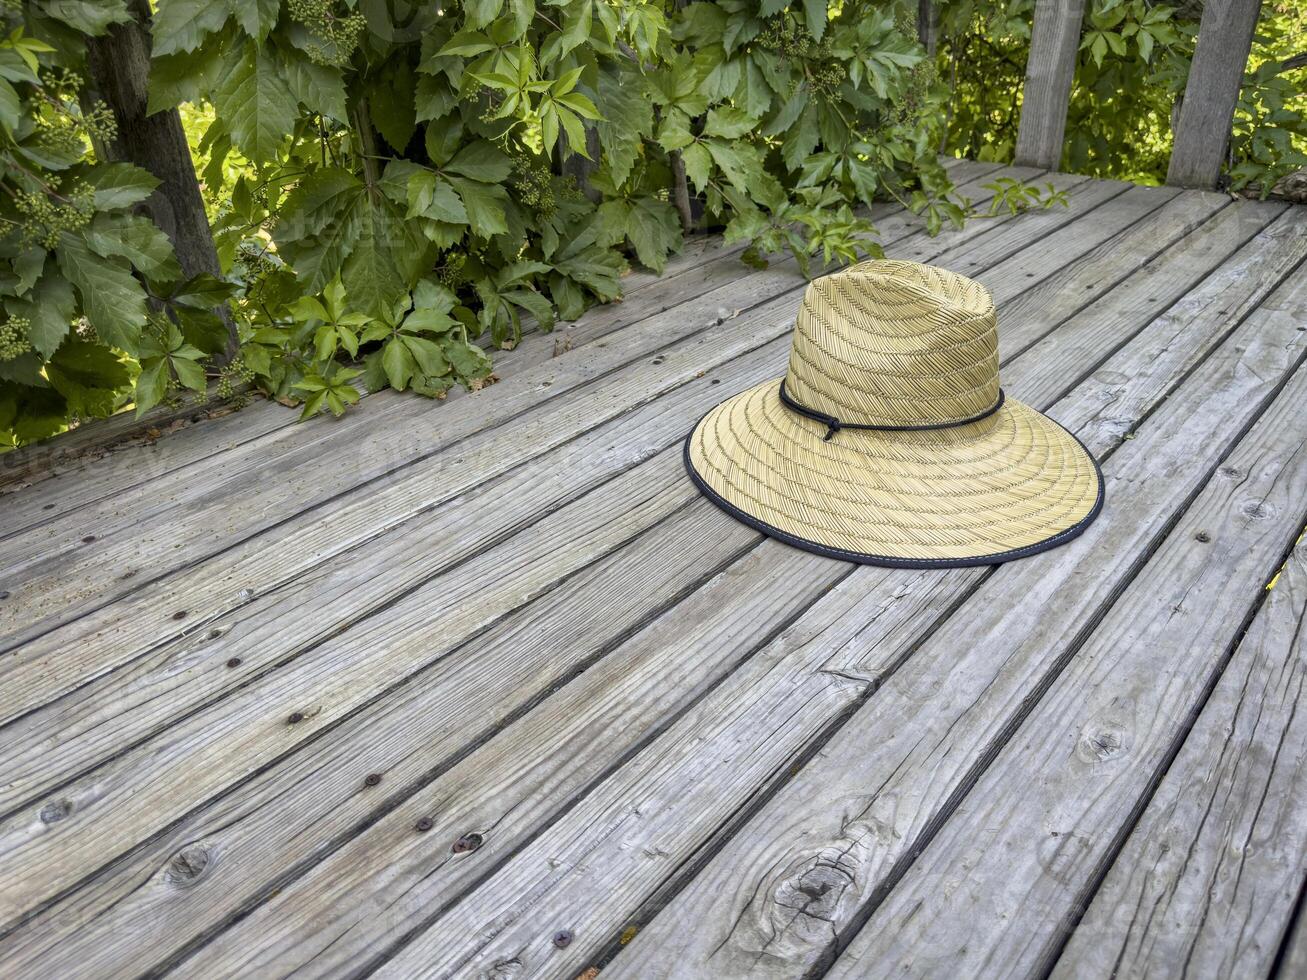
[226,657,242,668]
[552,930,573,948]
[1195,531,1211,542]
[451,832,483,853]
[364,773,382,787]
[287,711,305,724]
[172,610,187,620]
[415,817,434,832]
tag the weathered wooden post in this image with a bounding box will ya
[1166,0,1263,189]
[917,0,938,57]
[1013,0,1087,170]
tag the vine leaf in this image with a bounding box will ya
[151,0,230,56]
[56,233,148,354]
[214,43,298,164]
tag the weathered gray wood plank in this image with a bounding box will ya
[0,167,1041,657]
[2,183,1093,928]
[0,160,1006,537]
[1049,541,1307,978]
[600,208,1307,980]
[826,338,1307,979]
[1014,0,1087,169]
[353,214,1307,980]
[1167,0,1263,189]
[0,169,1062,733]
[0,176,1183,971]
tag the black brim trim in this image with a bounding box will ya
[682,414,1106,569]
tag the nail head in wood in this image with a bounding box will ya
[364,773,382,787]
[452,832,483,853]
[287,711,305,724]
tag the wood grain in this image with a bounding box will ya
[1167,0,1263,188]
[0,168,1068,731]
[1014,0,1087,168]
[828,350,1307,980]
[0,171,1175,972]
[0,167,1032,657]
[1048,562,1307,973]
[499,241,1307,980]
[363,218,1307,980]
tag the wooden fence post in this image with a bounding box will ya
[1013,0,1086,169]
[1166,0,1262,189]
[917,0,938,57]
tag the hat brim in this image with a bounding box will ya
[685,379,1104,568]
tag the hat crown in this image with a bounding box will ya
[783,260,1000,428]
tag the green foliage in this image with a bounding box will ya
[938,0,1307,188]
[2,0,973,446]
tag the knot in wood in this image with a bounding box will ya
[39,799,73,825]
[775,858,855,923]
[165,844,212,886]
[1078,728,1125,763]
[1240,500,1273,521]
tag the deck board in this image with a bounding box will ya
[0,165,1304,980]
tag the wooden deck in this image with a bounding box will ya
[2,159,1306,979]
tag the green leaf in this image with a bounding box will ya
[40,0,133,36]
[7,269,76,357]
[447,176,510,237]
[704,106,758,139]
[340,202,407,317]
[275,167,363,242]
[0,78,19,132]
[407,171,469,223]
[368,60,418,151]
[56,233,148,354]
[213,42,298,164]
[681,141,712,191]
[403,334,450,377]
[147,47,225,114]
[152,0,231,55]
[85,213,182,282]
[444,140,514,182]
[230,0,280,42]
[47,339,130,418]
[88,163,160,210]
[625,197,680,273]
[464,0,504,30]
[436,30,495,57]
[381,336,417,390]
[285,48,348,120]
[445,336,492,378]
[803,0,827,42]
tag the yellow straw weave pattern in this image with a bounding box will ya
[686,259,1103,565]
[785,259,1000,426]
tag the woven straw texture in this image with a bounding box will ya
[686,260,1103,565]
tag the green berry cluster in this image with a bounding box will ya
[434,253,467,287]
[287,0,366,67]
[0,316,32,361]
[810,61,846,97]
[511,154,556,217]
[15,178,94,250]
[216,355,256,403]
[756,17,821,60]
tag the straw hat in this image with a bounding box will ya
[685,259,1104,567]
